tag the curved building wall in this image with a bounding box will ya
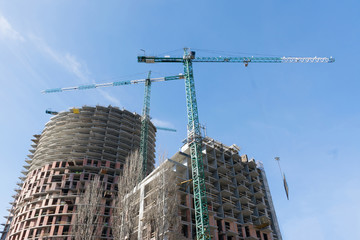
[5,106,156,240]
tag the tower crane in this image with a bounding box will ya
[42,72,184,179]
[138,48,334,240]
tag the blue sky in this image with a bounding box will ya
[0,1,359,239]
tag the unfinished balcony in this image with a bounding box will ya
[218,173,233,185]
[222,197,235,211]
[237,183,249,193]
[256,200,267,210]
[220,186,233,198]
[254,215,271,232]
[235,171,246,182]
[241,205,253,217]
[249,169,259,178]
[250,177,261,187]
[217,164,229,175]
[239,192,251,204]
[253,187,265,199]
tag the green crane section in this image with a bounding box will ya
[183,49,210,240]
[138,48,334,240]
[42,73,184,180]
[140,71,152,179]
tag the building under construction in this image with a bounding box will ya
[137,137,282,240]
[1,105,282,240]
[1,106,156,240]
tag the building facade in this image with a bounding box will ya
[137,137,282,240]
[1,106,156,240]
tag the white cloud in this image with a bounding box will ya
[30,34,90,83]
[0,15,24,41]
[29,34,123,106]
[2,24,120,106]
[63,53,90,83]
[32,37,122,105]
[151,118,174,128]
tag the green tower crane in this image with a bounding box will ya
[139,71,184,178]
[42,73,184,179]
[139,71,152,179]
[138,48,334,239]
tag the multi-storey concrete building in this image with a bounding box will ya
[1,106,156,240]
[137,137,282,240]
[1,106,282,240]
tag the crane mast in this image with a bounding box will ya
[183,49,211,239]
[140,71,152,179]
[138,48,334,240]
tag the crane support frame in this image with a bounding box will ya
[183,50,211,239]
[140,72,152,179]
